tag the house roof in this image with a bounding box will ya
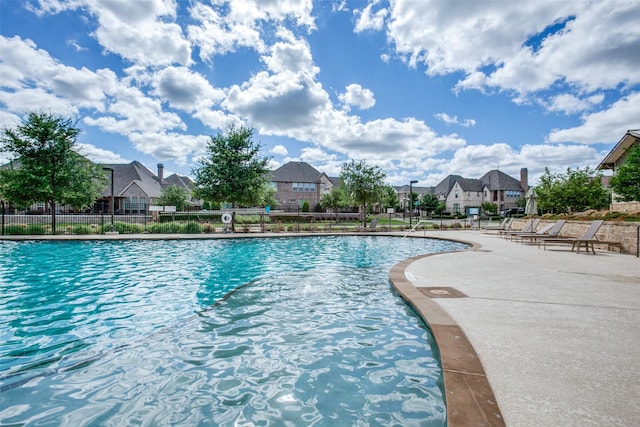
[271,161,323,183]
[597,129,640,170]
[479,169,523,191]
[101,161,164,198]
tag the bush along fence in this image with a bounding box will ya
[0,210,384,236]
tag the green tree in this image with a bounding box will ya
[0,112,107,232]
[421,193,441,216]
[340,159,386,226]
[193,125,271,207]
[536,166,609,213]
[156,185,190,211]
[381,185,399,211]
[320,185,349,221]
[481,202,498,215]
[609,144,640,202]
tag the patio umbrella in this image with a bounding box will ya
[524,187,538,215]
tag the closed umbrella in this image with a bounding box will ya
[524,187,538,215]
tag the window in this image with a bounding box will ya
[293,182,316,192]
[453,203,461,213]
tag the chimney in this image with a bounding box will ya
[520,168,529,192]
[157,163,164,181]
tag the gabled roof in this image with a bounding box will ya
[598,129,640,170]
[479,169,523,191]
[271,161,323,183]
[434,174,464,196]
[101,161,164,198]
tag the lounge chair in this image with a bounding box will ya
[539,220,621,254]
[517,220,566,244]
[499,218,539,239]
[482,217,512,234]
[511,222,555,242]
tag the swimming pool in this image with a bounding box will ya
[0,235,468,426]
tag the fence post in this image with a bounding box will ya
[1,201,4,236]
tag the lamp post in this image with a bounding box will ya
[102,167,115,232]
[409,180,418,228]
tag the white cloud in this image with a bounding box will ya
[385,0,640,110]
[434,112,476,127]
[271,145,288,156]
[76,143,130,164]
[548,92,640,144]
[151,66,225,111]
[545,93,604,115]
[338,84,375,111]
[354,2,387,33]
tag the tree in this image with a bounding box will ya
[156,185,190,211]
[320,185,349,221]
[381,185,399,211]
[421,193,441,217]
[193,125,271,208]
[0,112,107,231]
[481,202,498,215]
[609,144,640,202]
[536,166,609,213]
[340,159,386,226]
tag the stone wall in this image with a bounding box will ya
[611,201,640,212]
[512,219,640,255]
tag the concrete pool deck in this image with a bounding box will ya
[392,229,640,427]
[3,230,639,426]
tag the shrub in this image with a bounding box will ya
[202,223,215,233]
[105,221,144,234]
[181,222,202,234]
[72,225,92,234]
[4,225,29,235]
[27,224,49,235]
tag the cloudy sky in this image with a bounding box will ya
[1,0,639,187]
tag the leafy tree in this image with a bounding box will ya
[156,185,190,211]
[536,166,609,213]
[340,159,386,226]
[381,185,399,211]
[320,185,349,220]
[0,112,107,231]
[609,144,640,202]
[481,202,498,215]
[421,193,442,216]
[193,125,271,207]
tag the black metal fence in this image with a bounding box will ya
[0,210,367,236]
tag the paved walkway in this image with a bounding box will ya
[398,229,640,426]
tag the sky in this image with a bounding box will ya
[1,0,639,188]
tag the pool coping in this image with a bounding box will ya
[389,238,506,427]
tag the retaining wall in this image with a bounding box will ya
[512,219,640,255]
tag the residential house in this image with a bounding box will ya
[597,129,640,208]
[400,169,528,215]
[97,162,196,214]
[270,161,335,211]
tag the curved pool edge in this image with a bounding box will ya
[389,236,506,427]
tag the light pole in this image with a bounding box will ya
[409,180,418,228]
[102,167,115,232]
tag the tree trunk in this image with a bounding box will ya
[51,200,57,235]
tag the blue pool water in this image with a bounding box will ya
[0,236,467,426]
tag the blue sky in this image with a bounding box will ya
[1,0,639,187]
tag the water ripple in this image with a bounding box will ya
[0,236,467,426]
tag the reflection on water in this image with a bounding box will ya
[0,236,467,426]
